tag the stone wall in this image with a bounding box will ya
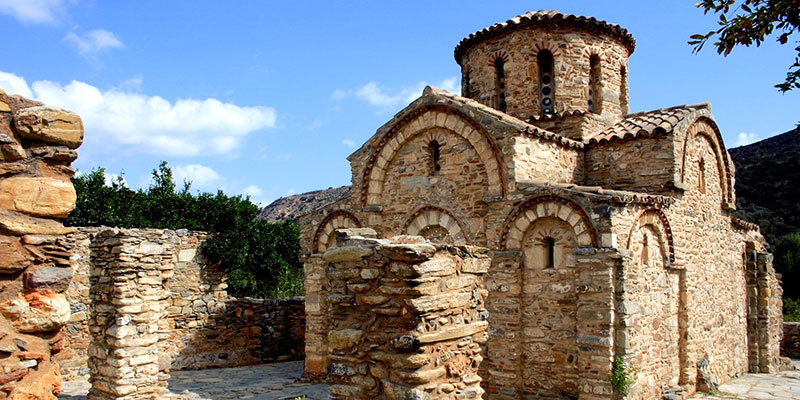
[87,229,172,400]
[0,90,83,399]
[783,322,800,359]
[60,227,305,380]
[322,230,489,399]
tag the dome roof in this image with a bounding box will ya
[454,10,636,62]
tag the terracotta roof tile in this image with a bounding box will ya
[455,10,635,61]
[586,103,710,145]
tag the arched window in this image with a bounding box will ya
[641,233,649,266]
[494,58,507,112]
[538,50,555,115]
[620,66,629,114]
[430,140,441,175]
[462,71,472,99]
[589,55,602,113]
[698,158,706,194]
[545,237,556,268]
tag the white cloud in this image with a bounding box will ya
[65,29,124,55]
[342,138,355,148]
[173,164,220,189]
[0,0,66,25]
[0,71,33,98]
[104,173,127,187]
[286,189,296,196]
[0,70,277,156]
[334,78,461,110]
[242,184,262,197]
[736,132,760,147]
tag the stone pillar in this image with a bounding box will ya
[323,230,489,399]
[744,242,784,373]
[574,248,620,400]
[87,229,174,400]
[0,90,83,399]
[303,254,329,380]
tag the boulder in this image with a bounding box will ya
[13,106,83,149]
[0,209,72,235]
[0,177,76,218]
[0,291,70,333]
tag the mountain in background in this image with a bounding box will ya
[258,186,351,222]
[729,127,800,244]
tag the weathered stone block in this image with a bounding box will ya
[14,106,84,149]
[0,177,76,217]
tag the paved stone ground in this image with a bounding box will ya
[691,360,800,399]
[59,360,800,400]
[58,361,330,400]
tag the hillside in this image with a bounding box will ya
[258,185,351,222]
[729,127,800,243]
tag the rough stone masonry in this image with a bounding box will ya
[299,10,787,400]
[322,229,490,400]
[0,89,83,400]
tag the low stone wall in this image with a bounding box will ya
[784,322,800,359]
[60,227,305,380]
[321,229,490,400]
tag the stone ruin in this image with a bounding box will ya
[0,8,792,400]
[298,10,788,400]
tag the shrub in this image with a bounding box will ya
[785,298,800,322]
[67,162,303,298]
[774,232,800,299]
[609,356,636,399]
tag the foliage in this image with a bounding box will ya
[609,356,636,399]
[689,0,800,93]
[774,232,800,299]
[785,298,800,322]
[67,162,303,298]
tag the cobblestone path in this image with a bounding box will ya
[59,361,330,400]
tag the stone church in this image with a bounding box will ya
[298,10,785,399]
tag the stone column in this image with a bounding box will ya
[323,230,489,399]
[87,229,174,400]
[574,248,620,400]
[0,90,83,399]
[303,254,329,380]
[744,241,785,373]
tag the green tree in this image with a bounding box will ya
[67,163,302,298]
[690,0,800,92]
[775,231,800,299]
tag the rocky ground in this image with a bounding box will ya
[691,360,800,399]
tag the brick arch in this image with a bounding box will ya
[500,196,598,250]
[312,210,361,253]
[360,105,505,206]
[625,207,675,263]
[403,205,470,245]
[679,117,734,206]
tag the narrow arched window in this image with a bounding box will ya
[620,66,629,114]
[494,58,507,112]
[641,233,649,266]
[538,50,555,115]
[545,237,556,268]
[698,158,706,194]
[430,140,441,175]
[462,71,472,99]
[589,55,602,113]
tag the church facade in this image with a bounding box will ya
[299,11,785,399]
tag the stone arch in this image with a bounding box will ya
[679,117,734,206]
[312,210,361,253]
[625,207,675,263]
[500,196,598,250]
[403,205,470,245]
[360,105,505,206]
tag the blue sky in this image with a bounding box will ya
[0,1,797,205]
